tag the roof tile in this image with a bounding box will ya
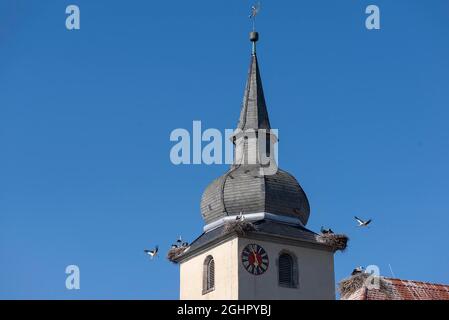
[344,277,449,300]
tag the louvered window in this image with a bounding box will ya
[278,253,297,288]
[203,256,215,294]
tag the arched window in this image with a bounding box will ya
[278,252,298,288]
[203,256,215,294]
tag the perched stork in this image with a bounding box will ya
[351,266,364,275]
[236,212,245,222]
[320,227,334,234]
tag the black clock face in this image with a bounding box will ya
[241,244,269,275]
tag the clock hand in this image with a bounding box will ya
[252,252,259,267]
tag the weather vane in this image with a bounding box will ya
[249,2,261,31]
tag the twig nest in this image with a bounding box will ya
[166,246,188,264]
[339,272,393,299]
[316,233,349,252]
[222,220,257,236]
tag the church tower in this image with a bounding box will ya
[175,30,336,300]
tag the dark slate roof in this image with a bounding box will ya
[200,164,310,225]
[237,54,271,131]
[177,220,325,262]
[199,35,310,229]
[253,219,317,241]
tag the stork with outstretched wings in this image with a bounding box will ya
[144,246,159,259]
[355,216,372,227]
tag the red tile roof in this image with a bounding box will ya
[344,277,449,300]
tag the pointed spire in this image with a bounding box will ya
[236,32,271,132]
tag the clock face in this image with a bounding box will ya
[241,244,269,275]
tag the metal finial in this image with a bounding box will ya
[249,2,261,55]
[249,2,261,32]
[250,31,259,55]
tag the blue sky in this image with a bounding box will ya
[1,0,448,299]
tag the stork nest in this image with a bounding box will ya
[166,246,188,264]
[316,233,349,252]
[339,272,393,299]
[222,220,257,236]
